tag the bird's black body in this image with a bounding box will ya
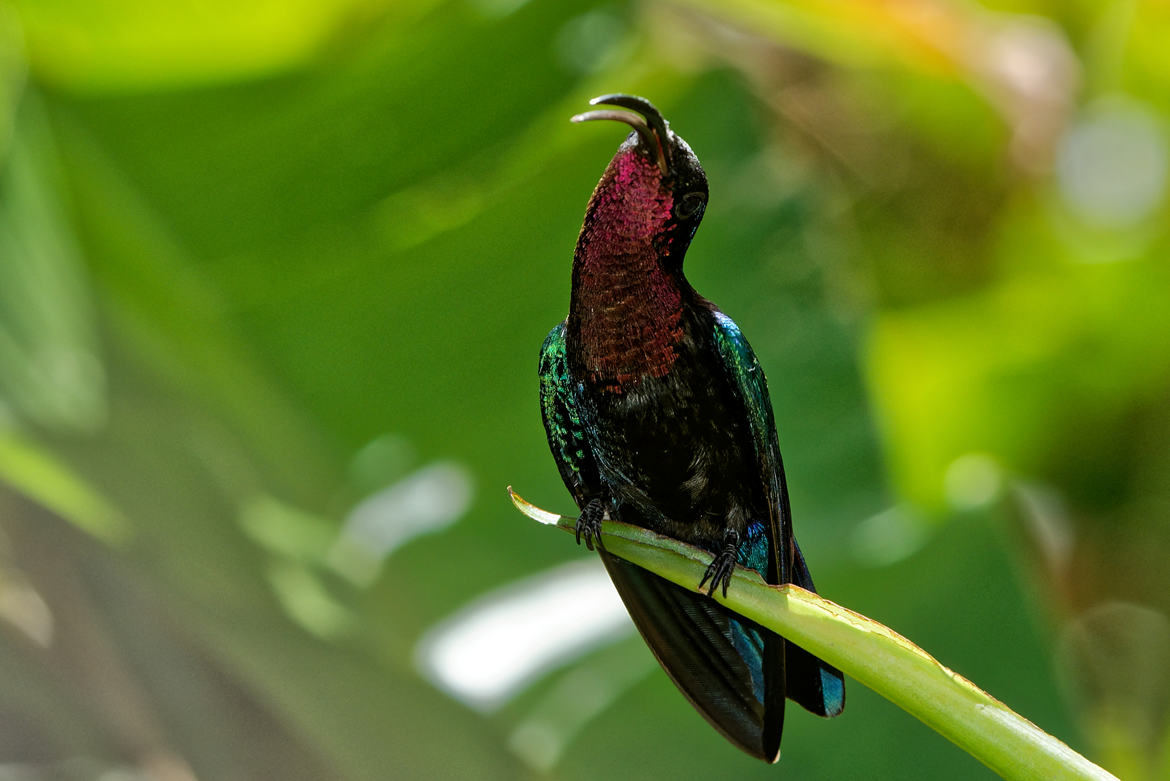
[574,305,755,541]
[539,95,843,762]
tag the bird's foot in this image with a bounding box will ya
[575,498,606,551]
[699,529,741,598]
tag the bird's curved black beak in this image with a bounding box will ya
[572,94,670,175]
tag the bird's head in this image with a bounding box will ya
[572,94,708,267]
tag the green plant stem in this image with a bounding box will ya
[508,487,1117,781]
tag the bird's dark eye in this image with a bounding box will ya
[675,191,707,219]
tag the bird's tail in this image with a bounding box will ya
[601,552,786,761]
[785,540,846,718]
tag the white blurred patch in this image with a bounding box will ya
[416,558,632,712]
[944,452,1004,511]
[328,462,473,586]
[977,15,1078,172]
[0,575,52,647]
[851,506,930,567]
[1057,98,1168,229]
[985,19,1068,101]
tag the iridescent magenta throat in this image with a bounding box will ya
[570,150,684,392]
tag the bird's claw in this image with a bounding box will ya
[575,498,606,551]
[699,530,741,598]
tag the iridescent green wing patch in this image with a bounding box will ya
[712,311,792,585]
[539,322,594,502]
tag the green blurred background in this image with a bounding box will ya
[1,0,1168,778]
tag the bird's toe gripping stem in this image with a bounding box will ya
[699,529,742,598]
[575,497,606,551]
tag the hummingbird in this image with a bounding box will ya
[538,95,844,762]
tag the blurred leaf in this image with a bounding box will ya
[0,5,24,161]
[867,258,1170,512]
[0,93,106,433]
[10,0,407,91]
[0,433,128,543]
